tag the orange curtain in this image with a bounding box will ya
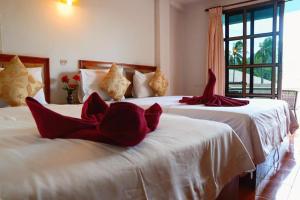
[207,7,225,96]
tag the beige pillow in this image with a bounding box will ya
[100,64,131,101]
[0,56,29,106]
[149,68,169,96]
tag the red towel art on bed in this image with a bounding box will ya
[26,93,162,147]
[179,69,249,106]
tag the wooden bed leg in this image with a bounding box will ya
[216,176,239,200]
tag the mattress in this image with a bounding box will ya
[122,96,299,164]
[0,104,254,200]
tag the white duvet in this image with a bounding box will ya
[122,96,299,164]
[0,105,254,200]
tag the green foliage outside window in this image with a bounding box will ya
[229,37,273,81]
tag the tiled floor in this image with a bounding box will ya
[239,133,300,200]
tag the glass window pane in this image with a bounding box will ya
[276,35,279,63]
[246,68,250,94]
[275,66,278,95]
[228,68,243,94]
[277,6,281,32]
[254,7,273,34]
[252,67,272,94]
[247,12,251,35]
[229,14,243,37]
[229,40,243,65]
[222,14,226,38]
[247,39,251,64]
[254,37,273,64]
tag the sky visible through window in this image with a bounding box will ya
[282,1,300,90]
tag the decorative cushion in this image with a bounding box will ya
[79,69,111,103]
[0,67,46,105]
[0,56,29,106]
[132,70,155,98]
[149,68,169,96]
[100,64,131,101]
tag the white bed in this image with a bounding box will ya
[121,96,299,165]
[0,104,254,200]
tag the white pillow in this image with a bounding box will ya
[0,67,46,107]
[27,67,47,104]
[79,69,111,103]
[132,71,155,98]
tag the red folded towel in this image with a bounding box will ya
[179,69,249,107]
[81,92,108,123]
[145,103,163,131]
[26,93,162,147]
[26,97,100,141]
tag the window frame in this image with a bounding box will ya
[224,1,285,99]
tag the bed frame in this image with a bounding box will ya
[0,54,50,103]
[241,136,289,188]
[79,60,157,72]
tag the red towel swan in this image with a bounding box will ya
[179,69,249,106]
[26,93,162,147]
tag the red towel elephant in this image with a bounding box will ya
[26,93,162,147]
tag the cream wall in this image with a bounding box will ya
[155,0,172,95]
[182,2,209,95]
[170,5,184,95]
[0,0,156,103]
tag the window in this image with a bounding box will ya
[224,2,284,98]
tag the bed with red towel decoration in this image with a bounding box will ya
[79,59,298,166]
[0,95,255,199]
[78,59,298,188]
[0,54,255,200]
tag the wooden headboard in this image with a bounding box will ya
[0,54,50,103]
[79,60,157,72]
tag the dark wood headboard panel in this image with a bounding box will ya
[0,54,50,103]
[79,60,157,73]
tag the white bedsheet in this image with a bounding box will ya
[0,105,254,200]
[122,96,299,164]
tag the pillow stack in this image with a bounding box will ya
[132,68,169,98]
[0,56,43,106]
[79,64,131,102]
[79,64,169,102]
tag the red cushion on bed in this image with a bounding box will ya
[179,69,249,107]
[26,93,162,147]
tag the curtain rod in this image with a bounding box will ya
[204,0,292,12]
